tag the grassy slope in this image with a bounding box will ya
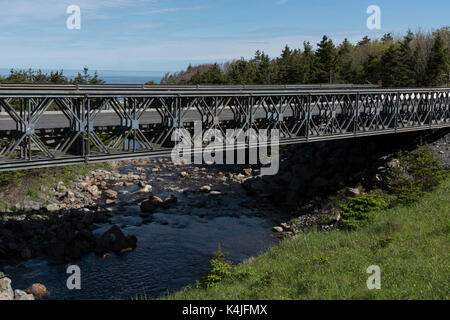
[168,177,450,300]
[0,163,110,210]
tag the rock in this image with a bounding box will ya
[46,203,59,212]
[100,226,137,254]
[180,171,189,178]
[272,226,283,233]
[200,185,211,193]
[104,189,118,199]
[124,182,134,187]
[163,195,178,208]
[106,199,116,205]
[345,187,361,197]
[140,195,164,213]
[387,158,400,168]
[119,248,134,255]
[243,168,253,176]
[0,277,14,300]
[102,253,110,259]
[25,283,49,299]
[14,289,35,300]
[209,191,222,196]
[137,185,153,194]
[87,185,100,197]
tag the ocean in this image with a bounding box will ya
[0,68,166,84]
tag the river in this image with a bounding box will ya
[2,159,287,299]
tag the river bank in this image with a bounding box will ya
[166,175,450,300]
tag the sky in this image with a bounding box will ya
[0,0,448,74]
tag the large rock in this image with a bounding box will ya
[0,277,14,300]
[162,195,178,208]
[140,195,163,213]
[137,185,152,194]
[87,185,100,197]
[104,189,118,199]
[25,283,49,299]
[14,289,35,300]
[99,226,137,254]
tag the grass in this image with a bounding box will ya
[165,176,450,300]
[0,162,110,210]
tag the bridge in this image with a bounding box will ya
[0,84,448,171]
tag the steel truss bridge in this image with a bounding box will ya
[0,84,448,171]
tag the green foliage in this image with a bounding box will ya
[0,66,105,85]
[339,192,390,229]
[162,28,450,87]
[386,144,448,205]
[201,244,233,288]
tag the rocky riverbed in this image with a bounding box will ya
[0,157,291,299]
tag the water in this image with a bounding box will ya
[0,68,165,84]
[2,159,284,300]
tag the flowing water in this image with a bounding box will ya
[3,159,287,299]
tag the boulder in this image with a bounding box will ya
[25,283,49,299]
[0,277,14,300]
[345,187,361,198]
[140,195,164,213]
[87,185,100,197]
[272,226,283,233]
[14,289,35,300]
[162,195,178,208]
[100,225,137,254]
[199,185,211,193]
[46,203,59,212]
[104,189,118,199]
[137,185,152,194]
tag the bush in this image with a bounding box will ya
[202,244,233,288]
[385,144,447,205]
[339,192,389,229]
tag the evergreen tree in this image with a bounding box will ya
[315,35,337,83]
[426,31,449,86]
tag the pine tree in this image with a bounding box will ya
[397,31,416,86]
[315,35,337,83]
[426,31,449,86]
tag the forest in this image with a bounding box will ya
[161,28,450,88]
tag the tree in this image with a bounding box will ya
[73,66,105,84]
[315,35,337,83]
[426,31,449,86]
[396,31,417,86]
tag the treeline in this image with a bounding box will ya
[161,28,450,87]
[0,67,105,84]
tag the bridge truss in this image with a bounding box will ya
[0,85,448,171]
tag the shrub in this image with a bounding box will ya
[339,192,389,229]
[202,244,233,288]
[385,144,447,205]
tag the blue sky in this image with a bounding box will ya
[0,0,448,74]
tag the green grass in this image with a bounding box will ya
[166,177,450,300]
